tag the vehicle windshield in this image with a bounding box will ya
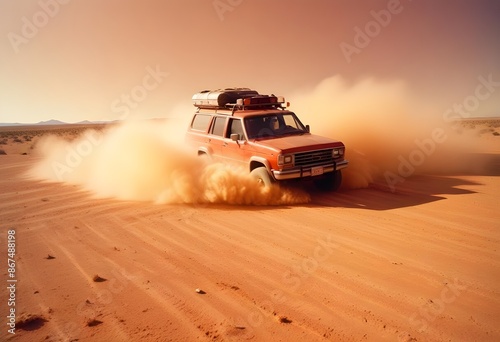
[244,113,307,139]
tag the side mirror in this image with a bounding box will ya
[230,133,239,141]
[305,125,310,133]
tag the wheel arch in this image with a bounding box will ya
[249,157,272,173]
[197,147,211,156]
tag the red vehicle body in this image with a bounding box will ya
[185,88,348,190]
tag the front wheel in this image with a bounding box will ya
[250,167,273,187]
[314,170,342,192]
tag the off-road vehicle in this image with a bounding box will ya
[185,88,348,191]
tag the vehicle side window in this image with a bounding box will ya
[211,116,226,136]
[226,119,245,140]
[191,114,212,132]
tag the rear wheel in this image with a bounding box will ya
[314,170,342,191]
[250,167,273,187]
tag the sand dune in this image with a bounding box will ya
[1,145,499,341]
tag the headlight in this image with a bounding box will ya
[332,148,344,158]
[278,154,294,166]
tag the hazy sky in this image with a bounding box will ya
[1,0,499,123]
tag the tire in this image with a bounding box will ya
[250,167,273,187]
[314,170,342,192]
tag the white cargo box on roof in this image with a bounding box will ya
[192,88,259,109]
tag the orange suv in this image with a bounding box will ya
[185,88,348,191]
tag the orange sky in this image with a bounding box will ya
[1,0,499,123]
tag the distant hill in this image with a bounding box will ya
[35,119,67,125]
[0,119,67,127]
[0,122,24,127]
[0,119,116,127]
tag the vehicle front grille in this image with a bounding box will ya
[294,149,334,167]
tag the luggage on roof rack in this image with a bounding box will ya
[192,88,259,109]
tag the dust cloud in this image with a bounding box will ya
[290,76,491,190]
[29,119,310,205]
[30,75,493,202]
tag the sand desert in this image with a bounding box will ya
[0,117,499,342]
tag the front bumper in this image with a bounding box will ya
[272,159,349,181]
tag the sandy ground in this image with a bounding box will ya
[1,123,500,341]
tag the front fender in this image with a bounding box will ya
[249,156,272,173]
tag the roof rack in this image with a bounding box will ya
[192,88,288,112]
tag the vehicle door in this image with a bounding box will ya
[221,118,251,168]
[207,115,227,160]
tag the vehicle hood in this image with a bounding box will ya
[252,134,343,153]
